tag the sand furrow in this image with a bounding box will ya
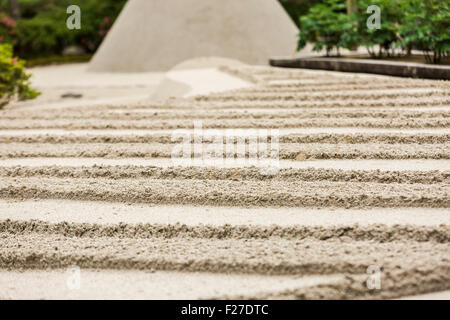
[228,268,450,300]
[0,233,448,275]
[0,270,345,300]
[196,89,448,102]
[246,86,449,94]
[183,98,450,109]
[252,73,437,84]
[265,79,445,87]
[0,165,448,184]
[257,82,450,91]
[1,158,448,172]
[1,177,448,208]
[253,74,391,83]
[2,109,448,121]
[1,118,448,129]
[0,200,447,227]
[1,130,449,145]
[4,105,450,116]
[2,143,448,159]
[1,219,449,242]
[0,128,450,144]
[39,97,448,110]
[398,290,450,300]
[233,85,450,94]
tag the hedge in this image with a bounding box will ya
[298,0,449,63]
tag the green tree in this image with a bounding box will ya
[355,0,403,58]
[298,0,359,56]
[399,0,449,63]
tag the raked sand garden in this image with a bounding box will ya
[0,62,448,299]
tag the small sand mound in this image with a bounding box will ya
[150,57,253,100]
[170,57,247,71]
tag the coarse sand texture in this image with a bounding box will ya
[1,65,449,299]
[88,0,299,72]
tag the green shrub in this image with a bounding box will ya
[399,0,450,63]
[355,0,404,58]
[0,43,40,108]
[280,0,322,27]
[1,0,126,59]
[297,0,449,63]
[0,12,18,47]
[25,53,92,67]
[3,0,317,60]
[14,9,71,58]
[298,0,359,56]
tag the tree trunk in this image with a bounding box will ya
[347,0,357,14]
[8,0,21,20]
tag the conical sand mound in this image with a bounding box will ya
[88,0,299,72]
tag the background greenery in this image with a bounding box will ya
[0,43,40,106]
[280,0,322,27]
[0,0,318,61]
[1,0,447,105]
[298,0,449,63]
[0,0,448,64]
[0,0,126,59]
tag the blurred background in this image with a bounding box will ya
[0,0,127,65]
[0,0,321,66]
[0,0,448,66]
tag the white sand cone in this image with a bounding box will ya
[88,0,299,72]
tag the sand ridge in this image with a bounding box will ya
[3,108,448,121]
[1,176,449,208]
[1,165,448,183]
[1,234,448,276]
[1,219,449,242]
[1,142,449,159]
[1,131,449,144]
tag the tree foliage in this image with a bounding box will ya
[298,0,449,63]
[0,43,40,107]
[0,0,127,58]
[298,0,358,56]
